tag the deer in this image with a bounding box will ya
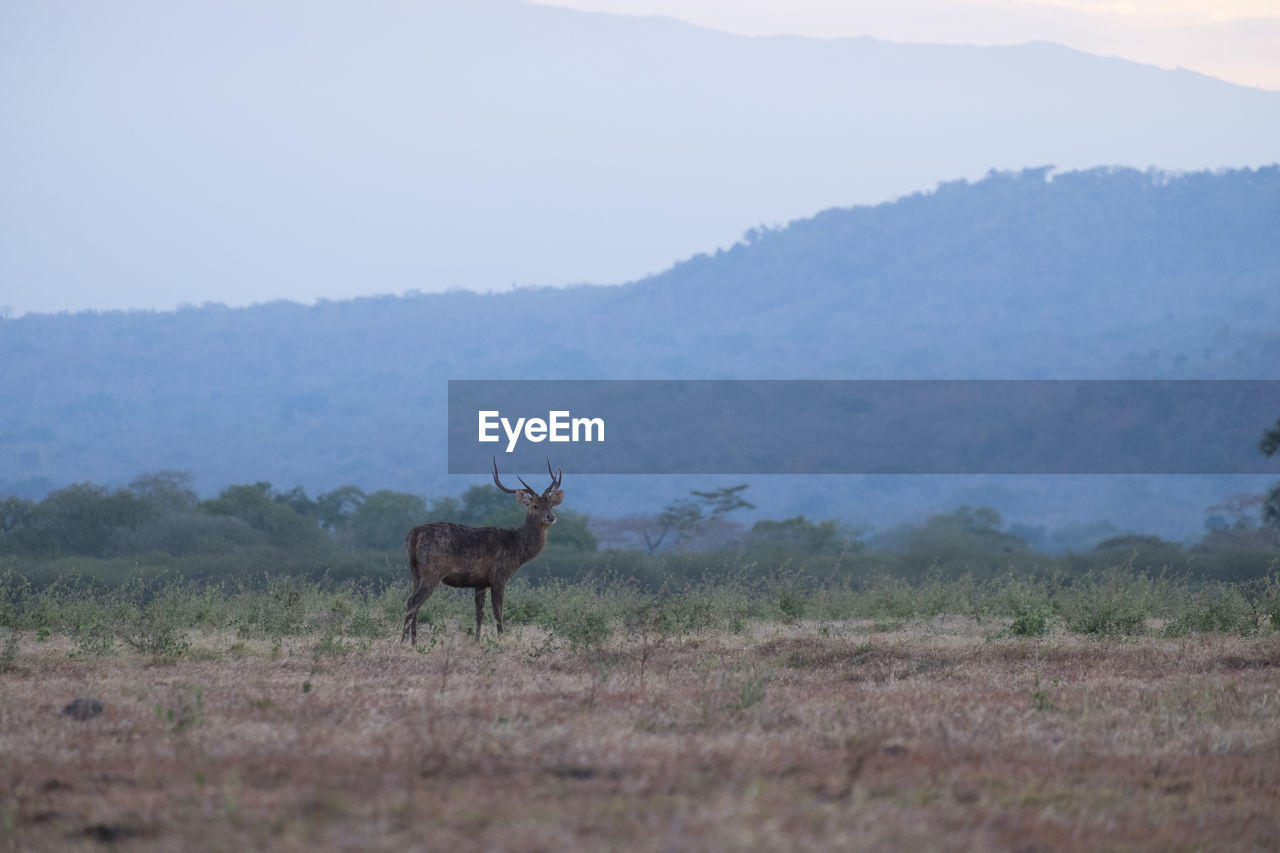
[400,459,564,644]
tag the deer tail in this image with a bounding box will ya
[406,528,422,582]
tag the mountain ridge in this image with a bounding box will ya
[3,0,1278,314]
[2,166,1277,539]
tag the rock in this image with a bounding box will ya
[61,698,103,720]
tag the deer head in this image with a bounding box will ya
[491,458,564,527]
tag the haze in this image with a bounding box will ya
[1,0,1277,316]
[536,0,1280,90]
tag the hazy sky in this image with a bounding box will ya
[534,0,1280,90]
[1,0,1276,317]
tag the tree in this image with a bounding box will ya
[690,485,755,519]
[1206,494,1264,531]
[274,486,318,518]
[128,470,199,511]
[748,516,848,553]
[1262,417,1280,530]
[349,490,428,550]
[203,483,324,548]
[882,505,1029,565]
[646,499,703,554]
[952,506,1003,531]
[424,496,462,523]
[457,484,519,527]
[544,510,598,553]
[314,485,366,544]
[0,496,33,536]
[1260,418,1280,458]
[640,484,755,554]
[31,482,152,557]
[1091,534,1184,571]
[0,496,47,554]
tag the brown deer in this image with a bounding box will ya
[400,459,564,644]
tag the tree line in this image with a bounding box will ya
[2,465,1278,589]
[0,471,600,560]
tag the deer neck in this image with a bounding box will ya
[518,514,550,558]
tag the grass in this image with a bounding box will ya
[5,567,1278,639]
[1,569,1279,849]
[2,611,1279,851]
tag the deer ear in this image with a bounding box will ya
[516,489,536,506]
[546,490,564,506]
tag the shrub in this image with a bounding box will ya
[1058,571,1152,637]
[1007,604,1053,637]
[1163,585,1256,637]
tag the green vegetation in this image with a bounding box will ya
[6,473,1279,590]
[2,463,1278,649]
[1262,416,1280,531]
[2,561,1277,656]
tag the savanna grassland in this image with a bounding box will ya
[2,574,1279,852]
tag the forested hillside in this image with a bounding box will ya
[2,166,1278,532]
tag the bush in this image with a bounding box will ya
[1164,585,1256,637]
[1007,604,1053,637]
[1058,572,1153,637]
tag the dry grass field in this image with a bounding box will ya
[2,618,1279,852]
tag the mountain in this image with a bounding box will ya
[3,166,1278,537]
[2,0,1278,314]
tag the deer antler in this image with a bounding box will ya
[493,457,558,496]
[491,458,520,494]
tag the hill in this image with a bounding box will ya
[2,166,1278,534]
[2,0,1279,313]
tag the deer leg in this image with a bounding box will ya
[491,584,505,635]
[402,577,439,645]
[474,587,487,639]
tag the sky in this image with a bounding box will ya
[533,0,1280,90]
[0,0,1276,317]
